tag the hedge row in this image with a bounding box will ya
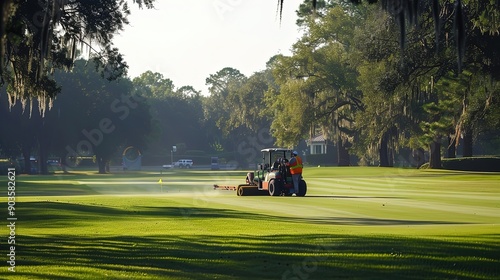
[305,154,335,166]
[421,157,500,172]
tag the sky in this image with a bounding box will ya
[113,0,304,95]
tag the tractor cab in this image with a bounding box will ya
[256,148,291,184]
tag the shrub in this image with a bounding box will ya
[306,154,336,166]
[442,157,500,172]
[0,159,18,175]
[420,156,500,172]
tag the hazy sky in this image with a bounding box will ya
[113,0,303,95]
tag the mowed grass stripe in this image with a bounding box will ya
[201,194,487,226]
[310,184,500,213]
[312,177,420,192]
[310,177,499,222]
[208,196,377,220]
[313,176,500,199]
[3,167,500,279]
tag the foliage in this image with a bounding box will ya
[295,0,355,27]
[0,59,152,174]
[441,156,500,172]
[2,0,499,171]
[0,0,155,115]
[204,67,246,136]
[267,77,314,146]
[203,66,277,164]
[132,71,175,99]
[269,4,363,154]
[351,1,500,167]
[52,59,152,173]
[132,71,207,157]
[279,0,500,73]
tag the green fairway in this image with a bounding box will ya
[2,167,499,279]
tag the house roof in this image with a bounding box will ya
[309,134,326,143]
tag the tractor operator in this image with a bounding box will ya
[287,151,303,195]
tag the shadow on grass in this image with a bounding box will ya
[9,233,500,280]
[19,201,474,230]
[305,195,407,199]
[8,201,500,279]
[139,205,470,226]
[18,201,130,228]
[16,181,101,197]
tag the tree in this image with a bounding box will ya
[133,72,207,162]
[132,71,175,99]
[295,0,336,26]
[0,90,42,173]
[49,59,152,173]
[226,70,273,134]
[0,59,152,174]
[204,67,246,137]
[279,1,500,74]
[0,0,155,115]
[433,70,500,158]
[352,1,500,168]
[204,67,246,156]
[269,4,363,165]
[352,5,421,167]
[275,0,500,168]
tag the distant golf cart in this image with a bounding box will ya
[214,148,307,196]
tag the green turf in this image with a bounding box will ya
[1,167,499,279]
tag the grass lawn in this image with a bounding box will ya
[1,167,499,279]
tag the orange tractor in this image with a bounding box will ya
[214,148,307,196]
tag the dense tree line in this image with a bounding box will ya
[1,0,499,173]
[270,0,500,168]
[0,0,156,115]
[0,60,276,173]
[0,59,152,174]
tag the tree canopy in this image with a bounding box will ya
[269,0,500,167]
[0,0,155,115]
[1,1,499,171]
[279,0,500,73]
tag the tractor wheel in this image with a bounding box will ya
[237,186,245,196]
[268,180,281,196]
[297,180,307,197]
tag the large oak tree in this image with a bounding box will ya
[0,0,154,115]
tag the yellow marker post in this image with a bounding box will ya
[158,179,163,192]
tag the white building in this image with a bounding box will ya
[307,134,327,155]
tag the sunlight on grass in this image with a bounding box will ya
[1,167,499,279]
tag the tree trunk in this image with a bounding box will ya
[388,147,394,167]
[60,154,69,173]
[378,131,395,167]
[412,148,426,168]
[429,140,442,169]
[337,135,350,166]
[447,136,456,158]
[379,133,390,167]
[97,157,107,174]
[22,148,31,174]
[38,140,49,175]
[462,130,473,157]
[39,150,48,175]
